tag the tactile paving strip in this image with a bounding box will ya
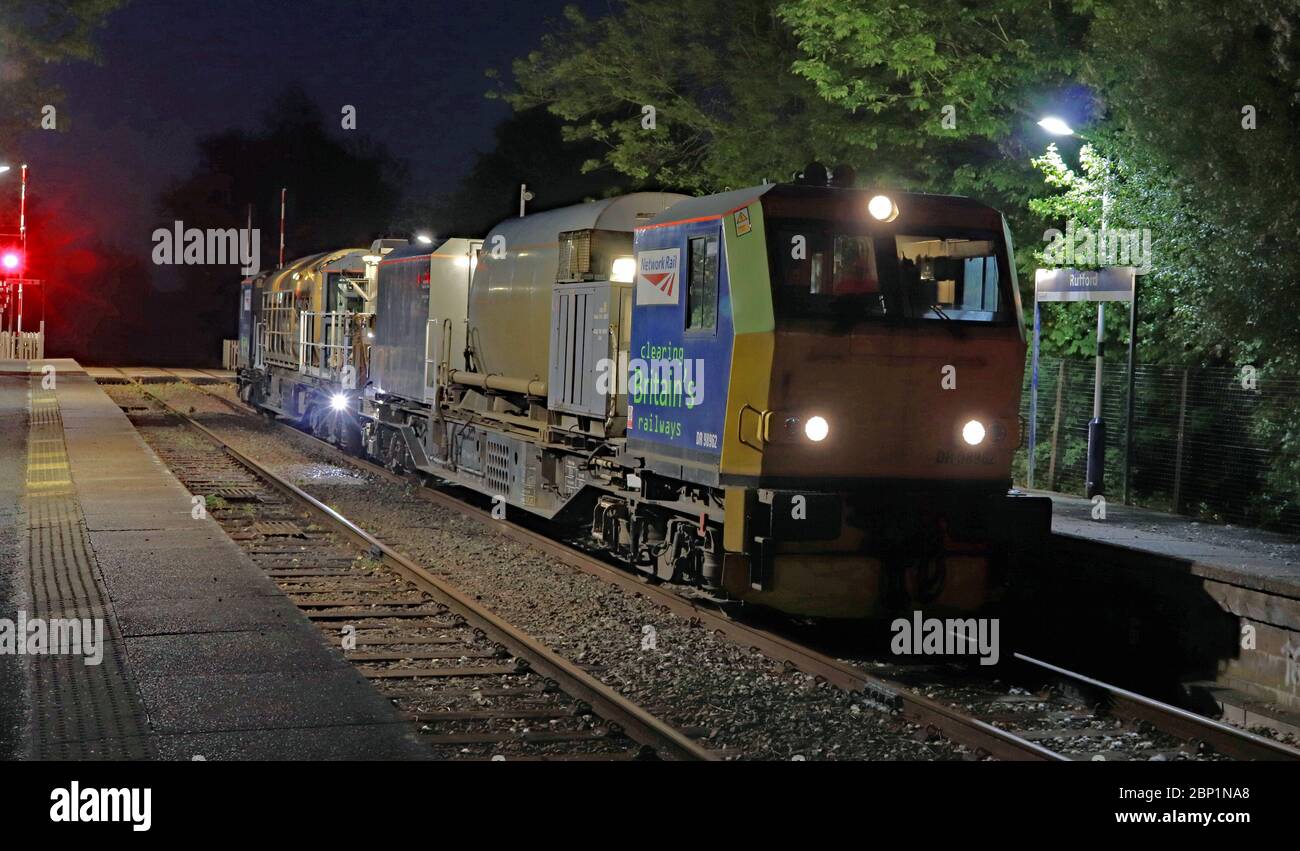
[23,383,155,759]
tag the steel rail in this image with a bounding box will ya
[131,382,716,762]
[167,379,1300,762]
[159,381,1064,760]
[1013,652,1300,762]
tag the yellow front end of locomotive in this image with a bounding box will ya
[714,188,1040,619]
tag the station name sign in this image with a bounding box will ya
[1034,267,1136,302]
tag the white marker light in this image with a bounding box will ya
[1037,117,1074,136]
[416,233,434,245]
[330,393,349,412]
[804,415,830,442]
[962,419,986,446]
[611,256,636,283]
[868,195,898,222]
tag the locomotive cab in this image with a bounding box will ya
[629,183,1050,618]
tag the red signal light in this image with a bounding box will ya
[1,250,21,274]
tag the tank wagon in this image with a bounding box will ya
[350,180,1050,619]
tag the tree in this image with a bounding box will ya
[0,0,123,148]
[509,2,871,194]
[507,0,1091,306]
[1082,0,1300,372]
[155,85,405,363]
[430,106,631,237]
[778,0,1091,193]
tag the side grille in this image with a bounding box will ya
[484,436,512,496]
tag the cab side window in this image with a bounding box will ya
[686,234,719,331]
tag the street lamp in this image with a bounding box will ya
[1037,116,1075,136]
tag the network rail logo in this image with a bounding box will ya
[152,220,261,275]
[0,611,104,665]
[635,247,680,306]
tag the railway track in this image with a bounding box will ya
[119,384,714,762]
[123,377,1300,762]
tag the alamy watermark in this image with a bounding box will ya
[1042,219,1152,274]
[596,349,705,408]
[50,782,150,831]
[152,220,260,275]
[890,611,1000,666]
[0,611,104,665]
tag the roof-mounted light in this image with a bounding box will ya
[868,195,899,222]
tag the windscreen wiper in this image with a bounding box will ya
[927,303,965,339]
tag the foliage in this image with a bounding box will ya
[430,107,632,236]
[508,2,872,194]
[1084,0,1300,373]
[154,85,405,363]
[506,0,1095,310]
[507,0,1300,375]
[0,0,123,148]
[502,0,1300,525]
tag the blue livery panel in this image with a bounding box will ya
[627,218,734,474]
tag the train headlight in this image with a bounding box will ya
[804,415,830,442]
[868,195,899,222]
[962,419,986,446]
[330,393,350,412]
[611,256,636,283]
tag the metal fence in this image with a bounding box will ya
[1015,358,1300,534]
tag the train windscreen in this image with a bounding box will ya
[895,234,1003,321]
[768,220,1010,325]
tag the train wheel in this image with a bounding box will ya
[383,430,407,473]
[654,528,685,582]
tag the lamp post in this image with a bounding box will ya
[1087,188,1109,498]
[19,163,27,256]
[1028,118,1075,490]
[1033,116,1108,498]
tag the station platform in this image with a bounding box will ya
[1035,489,1300,715]
[1039,490,1300,598]
[82,366,235,384]
[0,360,427,760]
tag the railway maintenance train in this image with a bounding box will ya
[238,169,1051,619]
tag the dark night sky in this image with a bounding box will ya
[20,0,601,268]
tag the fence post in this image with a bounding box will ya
[1123,277,1139,504]
[1171,368,1190,513]
[1047,360,1065,490]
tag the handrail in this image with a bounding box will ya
[737,403,769,453]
